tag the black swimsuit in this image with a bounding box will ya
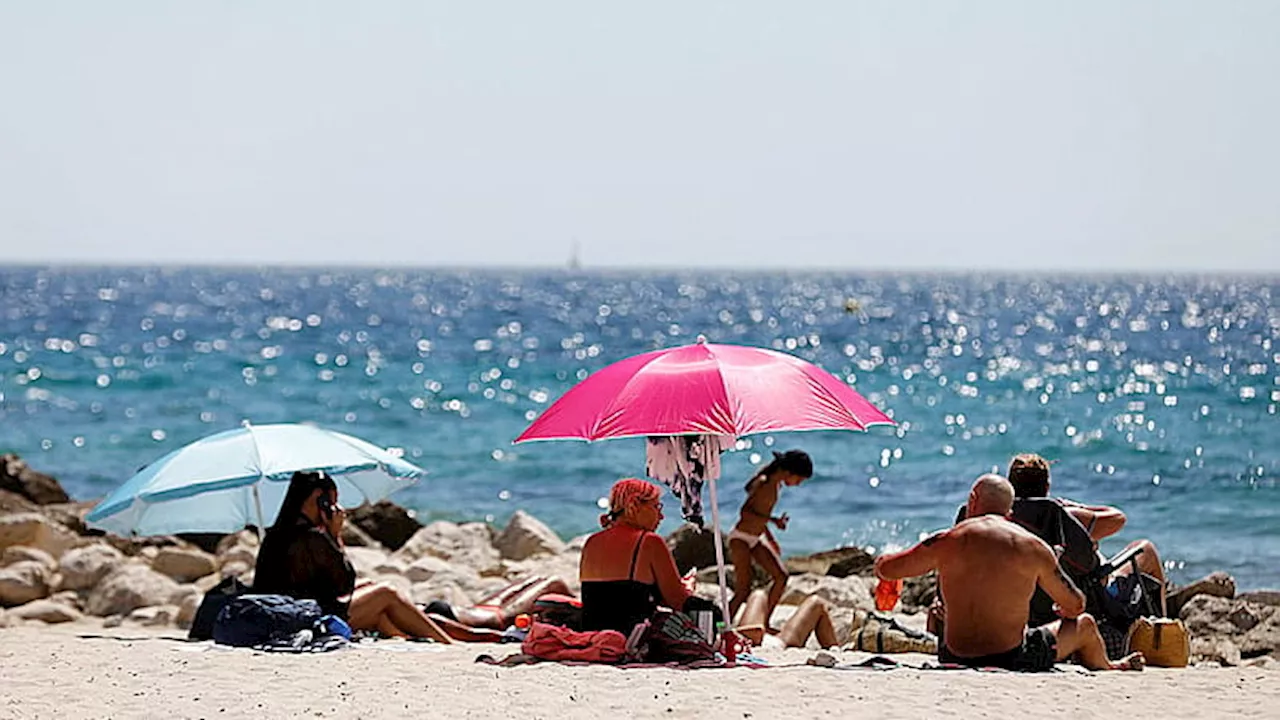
[581,535,659,634]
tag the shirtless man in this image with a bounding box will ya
[875,474,1144,671]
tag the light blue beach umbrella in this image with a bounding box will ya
[86,422,424,537]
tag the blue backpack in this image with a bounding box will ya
[212,594,324,647]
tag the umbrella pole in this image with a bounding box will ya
[252,484,266,542]
[706,476,732,627]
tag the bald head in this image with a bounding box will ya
[968,474,1015,517]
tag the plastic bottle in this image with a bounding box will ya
[874,578,903,612]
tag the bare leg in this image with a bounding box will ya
[728,538,755,620]
[347,583,453,644]
[778,596,838,649]
[736,589,771,646]
[377,615,408,639]
[751,542,789,624]
[1051,614,1144,671]
[453,576,573,629]
[474,575,542,607]
[425,614,506,642]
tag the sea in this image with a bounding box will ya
[1,267,1277,590]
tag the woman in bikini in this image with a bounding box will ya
[727,449,813,623]
[578,478,698,634]
[419,575,571,641]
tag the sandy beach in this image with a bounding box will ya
[1,623,1276,720]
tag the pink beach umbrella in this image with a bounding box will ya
[515,337,895,621]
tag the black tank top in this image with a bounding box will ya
[580,534,659,633]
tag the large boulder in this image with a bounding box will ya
[10,598,82,624]
[665,524,719,574]
[348,501,422,551]
[151,547,218,583]
[127,604,179,627]
[786,546,875,578]
[175,590,202,629]
[0,489,38,515]
[0,561,52,607]
[901,572,939,611]
[494,511,565,561]
[1182,595,1280,660]
[780,573,874,611]
[57,544,124,591]
[346,546,391,578]
[0,454,69,505]
[85,564,181,617]
[394,521,501,575]
[39,501,98,537]
[0,513,79,558]
[342,522,379,548]
[1239,591,1280,608]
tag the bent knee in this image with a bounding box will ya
[1075,612,1098,631]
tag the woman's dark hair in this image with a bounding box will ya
[748,449,813,489]
[1007,453,1051,498]
[270,470,337,531]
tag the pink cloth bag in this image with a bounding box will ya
[521,621,628,663]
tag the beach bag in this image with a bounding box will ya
[531,593,583,631]
[1126,617,1189,668]
[847,612,938,654]
[189,576,251,641]
[521,621,627,663]
[212,594,323,647]
[641,609,717,664]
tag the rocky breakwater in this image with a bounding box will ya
[0,454,1275,667]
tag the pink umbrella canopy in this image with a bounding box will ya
[515,339,895,442]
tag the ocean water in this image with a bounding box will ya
[1,267,1277,590]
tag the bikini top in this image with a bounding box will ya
[580,533,659,634]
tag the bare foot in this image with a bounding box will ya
[1110,652,1146,671]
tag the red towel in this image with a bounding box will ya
[522,621,627,663]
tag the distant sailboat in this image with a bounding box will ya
[568,241,582,271]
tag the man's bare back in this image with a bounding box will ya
[930,516,1074,656]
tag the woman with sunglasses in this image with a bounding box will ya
[578,478,698,634]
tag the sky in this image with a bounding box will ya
[0,2,1277,272]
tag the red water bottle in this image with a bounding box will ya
[874,578,903,612]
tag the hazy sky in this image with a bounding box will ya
[1,2,1277,271]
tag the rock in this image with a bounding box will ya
[215,531,259,557]
[566,534,590,552]
[10,598,82,624]
[0,454,70,505]
[50,590,83,611]
[786,546,875,578]
[128,604,178,627]
[0,513,78,558]
[0,561,52,607]
[345,546,390,578]
[1,546,57,571]
[373,558,408,576]
[57,544,124,591]
[176,591,202,629]
[780,573,874,611]
[39,501,98,536]
[0,489,38,515]
[85,564,181,617]
[394,521,501,575]
[102,615,123,628]
[1242,655,1277,669]
[403,555,454,583]
[1182,596,1280,660]
[901,572,939,611]
[342,522,379,548]
[495,511,566,561]
[348,501,422,551]
[219,561,252,580]
[151,547,218,583]
[410,580,471,609]
[1240,591,1280,608]
[0,608,8,628]
[500,553,582,595]
[218,545,258,570]
[665,524,720,575]
[371,574,413,596]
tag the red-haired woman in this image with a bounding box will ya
[578,479,697,634]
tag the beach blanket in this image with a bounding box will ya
[522,622,628,663]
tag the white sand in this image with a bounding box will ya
[0,624,1275,720]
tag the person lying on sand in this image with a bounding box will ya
[254,470,453,643]
[419,575,571,642]
[875,474,1144,672]
[1008,453,1171,612]
[727,450,813,622]
[736,588,838,649]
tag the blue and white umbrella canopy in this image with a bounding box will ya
[86,423,424,537]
